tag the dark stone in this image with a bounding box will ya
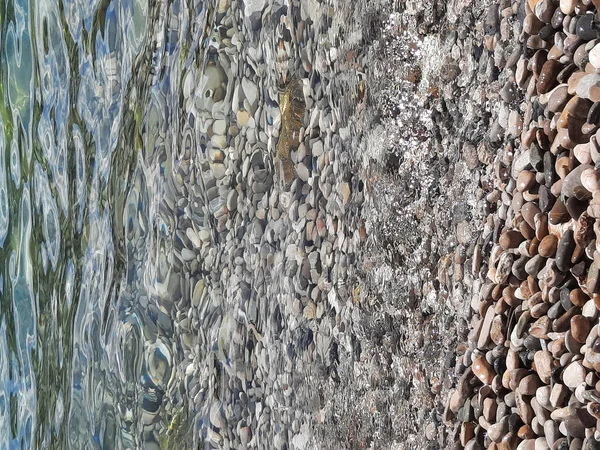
[544,151,557,186]
[556,230,577,272]
[566,196,588,220]
[548,301,565,320]
[576,14,598,41]
[557,63,579,84]
[537,60,564,94]
[549,199,570,225]
[539,184,556,213]
[588,102,600,125]
[530,142,545,172]
[512,255,529,280]
[524,334,542,351]
[550,6,565,29]
[539,24,555,41]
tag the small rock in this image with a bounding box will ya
[534,350,554,384]
[538,234,558,258]
[563,361,587,389]
[472,356,495,385]
[571,315,591,344]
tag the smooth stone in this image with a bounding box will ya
[549,199,570,224]
[574,43,590,70]
[488,416,509,443]
[556,229,577,272]
[544,420,559,448]
[572,315,591,343]
[550,383,570,408]
[513,255,530,280]
[473,356,495,385]
[588,102,600,125]
[548,85,571,113]
[531,143,545,172]
[571,289,589,307]
[581,168,600,192]
[478,306,496,349]
[525,13,545,35]
[539,234,559,257]
[574,143,593,165]
[534,350,554,383]
[563,360,587,389]
[590,43,600,69]
[526,254,547,277]
[519,374,543,395]
[523,202,542,229]
[562,164,593,199]
[535,0,557,23]
[500,230,526,249]
[576,74,600,99]
[567,200,589,227]
[544,151,557,187]
[518,170,538,192]
[539,184,556,213]
[577,14,598,40]
[538,60,564,94]
[560,0,577,14]
[530,315,551,339]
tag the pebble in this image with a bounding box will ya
[563,360,587,389]
[472,356,495,385]
[534,350,554,383]
[538,234,558,257]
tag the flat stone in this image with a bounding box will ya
[478,306,495,349]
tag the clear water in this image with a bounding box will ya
[0,0,368,448]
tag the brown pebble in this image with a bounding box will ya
[472,356,495,385]
[571,315,591,343]
[538,234,559,257]
[534,350,554,383]
[518,424,535,440]
[549,198,571,224]
[535,213,549,240]
[538,60,564,94]
[500,230,526,250]
[530,315,551,339]
[524,13,544,35]
[460,422,475,447]
[571,288,590,307]
[548,84,571,113]
[522,202,542,229]
[519,220,536,240]
[518,170,537,192]
[519,374,542,395]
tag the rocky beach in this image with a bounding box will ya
[8,0,600,448]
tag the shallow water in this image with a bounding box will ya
[0,0,370,448]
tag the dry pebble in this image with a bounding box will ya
[448,0,600,447]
